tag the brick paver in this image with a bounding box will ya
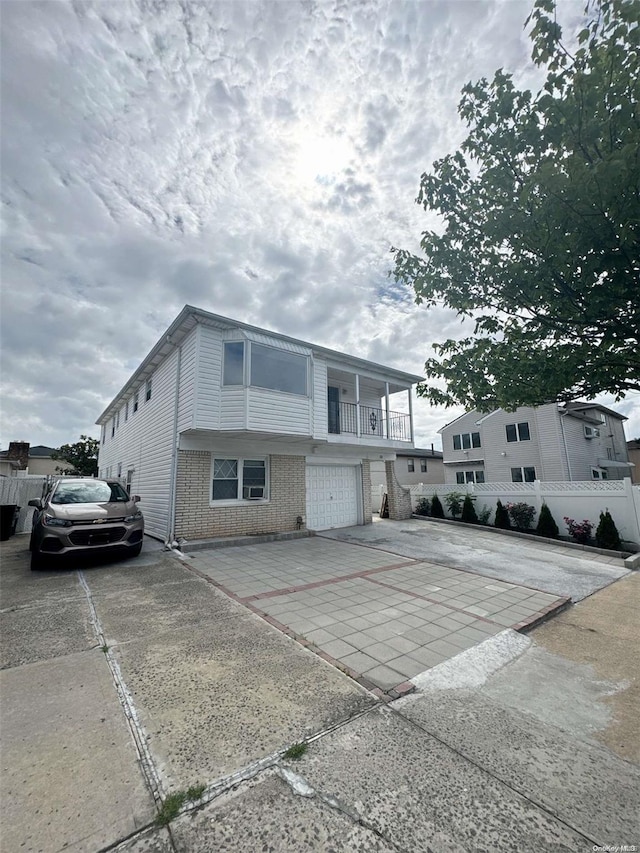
[190,537,568,694]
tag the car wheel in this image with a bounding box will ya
[30,551,46,571]
[128,542,143,559]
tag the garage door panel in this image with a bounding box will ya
[306,465,360,531]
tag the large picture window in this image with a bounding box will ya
[250,343,308,396]
[453,432,481,450]
[506,422,530,442]
[212,457,267,501]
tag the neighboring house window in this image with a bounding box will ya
[212,458,267,501]
[511,466,536,482]
[456,470,484,484]
[116,410,120,429]
[250,343,308,396]
[117,462,122,478]
[591,468,609,480]
[606,447,613,460]
[125,401,129,422]
[453,432,481,450]
[420,459,427,473]
[145,379,152,402]
[111,418,115,437]
[223,341,245,385]
[506,422,530,442]
[101,426,105,445]
[126,469,134,493]
[133,391,139,413]
[407,459,415,472]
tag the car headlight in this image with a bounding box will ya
[124,511,143,523]
[43,514,72,527]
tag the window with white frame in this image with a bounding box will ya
[133,390,139,413]
[251,343,308,396]
[420,459,427,473]
[452,431,481,450]
[506,422,530,442]
[211,457,268,501]
[111,418,115,437]
[125,400,129,422]
[592,468,608,480]
[223,341,245,385]
[511,466,536,482]
[126,469,134,493]
[145,379,152,402]
[407,458,415,472]
[456,470,485,484]
[116,410,120,429]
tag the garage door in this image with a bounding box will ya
[306,464,360,531]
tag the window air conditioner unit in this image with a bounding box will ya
[584,425,599,439]
[246,487,265,499]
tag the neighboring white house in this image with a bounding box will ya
[370,447,444,492]
[439,402,633,485]
[96,305,423,541]
[0,443,61,477]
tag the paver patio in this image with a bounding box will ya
[188,537,567,693]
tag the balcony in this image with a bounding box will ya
[328,401,411,442]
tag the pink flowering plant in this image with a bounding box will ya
[564,517,593,545]
[505,502,536,530]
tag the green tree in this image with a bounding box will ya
[51,435,99,476]
[461,494,478,523]
[595,510,621,549]
[444,491,466,519]
[393,0,640,410]
[536,502,560,538]
[431,494,445,518]
[494,500,511,529]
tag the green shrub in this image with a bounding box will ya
[444,491,465,519]
[536,503,559,538]
[415,497,431,516]
[494,500,511,529]
[430,494,445,518]
[461,494,478,523]
[477,505,492,525]
[506,501,536,530]
[595,511,621,550]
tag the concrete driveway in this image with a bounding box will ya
[188,536,568,694]
[323,517,630,601]
[1,532,637,853]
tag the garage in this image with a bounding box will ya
[305,464,361,530]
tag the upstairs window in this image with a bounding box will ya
[111,418,115,437]
[506,422,530,442]
[223,341,245,385]
[456,470,484,484]
[133,391,139,413]
[420,459,427,473]
[125,400,129,422]
[145,379,152,402]
[407,459,415,472]
[250,343,308,396]
[453,432,481,450]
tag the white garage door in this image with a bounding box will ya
[306,464,360,531]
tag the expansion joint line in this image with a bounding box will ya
[77,571,164,806]
[386,703,601,848]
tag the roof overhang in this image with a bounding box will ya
[597,459,634,468]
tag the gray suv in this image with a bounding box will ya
[29,478,144,570]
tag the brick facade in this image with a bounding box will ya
[175,451,306,539]
[384,459,413,520]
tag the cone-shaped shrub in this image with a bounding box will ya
[536,503,559,538]
[415,497,431,516]
[461,494,478,524]
[494,500,511,529]
[431,494,445,518]
[595,511,621,550]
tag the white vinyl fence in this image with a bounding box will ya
[379,478,640,549]
[0,476,49,534]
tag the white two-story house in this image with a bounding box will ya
[439,402,632,485]
[96,305,422,542]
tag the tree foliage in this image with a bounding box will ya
[51,435,99,477]
[393,0,640,409]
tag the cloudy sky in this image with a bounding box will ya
[2,0,638,452]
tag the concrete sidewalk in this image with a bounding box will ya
[1,535,637,853]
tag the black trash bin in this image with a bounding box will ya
[0,505,17,541]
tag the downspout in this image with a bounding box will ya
[166,340,183,547]
[559,410,573,481]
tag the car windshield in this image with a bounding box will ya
[51,481,130,505]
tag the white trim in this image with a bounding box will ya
[209,455,270,505]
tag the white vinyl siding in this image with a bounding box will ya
[313,359,328,440]
[195,326,223,429]
[177,327,198,432]
[97,347,180,539]
[246,388,311,435]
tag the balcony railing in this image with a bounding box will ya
[328,401,411,442]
